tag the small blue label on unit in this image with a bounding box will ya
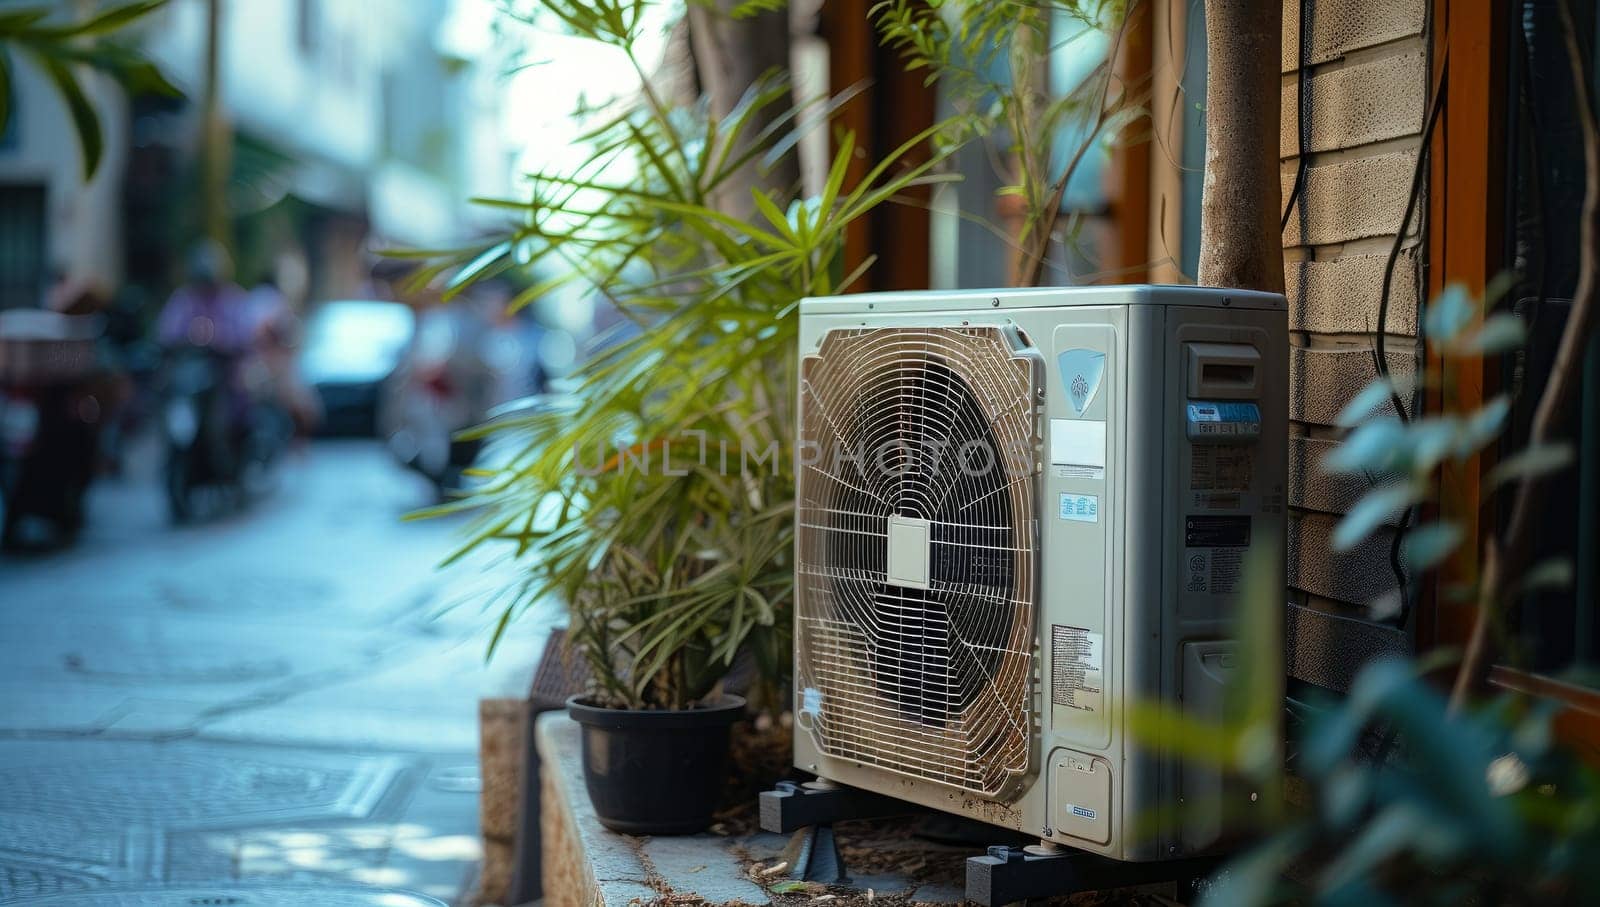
[1186,401,1261,439]
[1187,402,1260,423]
[1071,805,1097,820]
[1059,493,1099,523]
[801,687,822,715]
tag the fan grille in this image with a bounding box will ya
[796,326,1039,796]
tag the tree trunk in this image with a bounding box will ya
[686,2,800,218]
[199,0,231,251]
[1198,0,1284,293]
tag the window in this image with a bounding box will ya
[930,9,1121,288]
[0,185,47,309]
[1501,0,1600,678]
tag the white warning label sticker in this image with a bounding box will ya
[1051,625,1104,712]
[1208,547,1243,594]
[1191,444,1254,492]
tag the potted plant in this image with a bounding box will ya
[561,457,790,833]
[413,0,948,834]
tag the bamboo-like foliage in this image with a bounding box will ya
[411,0,956,711]
[0,1,179,180]
[872,0,1142,287]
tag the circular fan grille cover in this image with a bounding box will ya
[797,326,1040,796]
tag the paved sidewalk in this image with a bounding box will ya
[0,442,544,904]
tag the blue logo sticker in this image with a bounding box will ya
[1057,349,1106,416]
[1071,805,1098,820]
[1059,493,1100,523]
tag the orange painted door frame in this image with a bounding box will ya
[819,0,936,292]
[1420,0,1509,653]
[1107,0,1154,283]
[820,1,1155,291]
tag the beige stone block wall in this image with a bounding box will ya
[1280,0,1425,68]
[1288,346,1416,425]
[1281,152,1418,247]
[1280,52,1426,157]
[477,699,524,907]
[1289,436,1399,514]
[541,737,600,907]
[1280,0,1430,639]
[1288,250,1420,334]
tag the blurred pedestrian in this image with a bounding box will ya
[245,272,322,439]
[153,242,258,453]
[155,242,252,354]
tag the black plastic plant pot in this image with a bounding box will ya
[566,694,746,835]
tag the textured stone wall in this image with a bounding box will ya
[478,699,524,906]
[539,720,603,907]
[1280,0,1429,686]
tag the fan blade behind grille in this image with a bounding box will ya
[797,326,1040,797]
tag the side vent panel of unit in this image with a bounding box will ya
[796,326,1041,797]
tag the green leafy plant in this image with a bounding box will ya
[414,0,953,711]
[0,0,178,179]
[1207,658,1600,906]
[873,0,1143,286]
[1325,280,1542,575]
[1131,282,1599,905]
[1186,0,1600,890]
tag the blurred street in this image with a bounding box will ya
[0,440,543,904]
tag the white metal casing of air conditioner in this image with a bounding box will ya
[792,285,1287,861]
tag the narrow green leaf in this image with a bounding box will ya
[1424,283,1475,343]
[1459,395,1511,454]
[1335,379,1399,428]
[623,118,686,200]
[1401,522,1463,572]
[1516,558,1573,593]
[443,240,512,297]
[1319,805,1446,898]
[1333,483,1419,551]
[650,199,790,251]
[728,0,785,18]
[1452,313,1526,356]
[830,252,879,296]
[484,604,516,662]
[31,52,101,180]
[1126,700,1239,766]
[106,57,181,97]
[818,130,855,215]
[38,0,167,38]
[0,50,11,137]
[1323,420,1406,474]
[749,188,797,242]
[0,10,50,32]
[1482,269,1518,307]
[1409,418,1460,471]
[1485,442,1574,490]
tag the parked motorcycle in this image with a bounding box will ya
[380,299,542,495]
[0,310,107,550]
[159,346,290,522]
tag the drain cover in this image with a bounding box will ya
[9,883,446,906]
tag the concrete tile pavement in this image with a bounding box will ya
[0,441,547,904]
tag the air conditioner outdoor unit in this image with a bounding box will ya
[793,285,1287,861]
